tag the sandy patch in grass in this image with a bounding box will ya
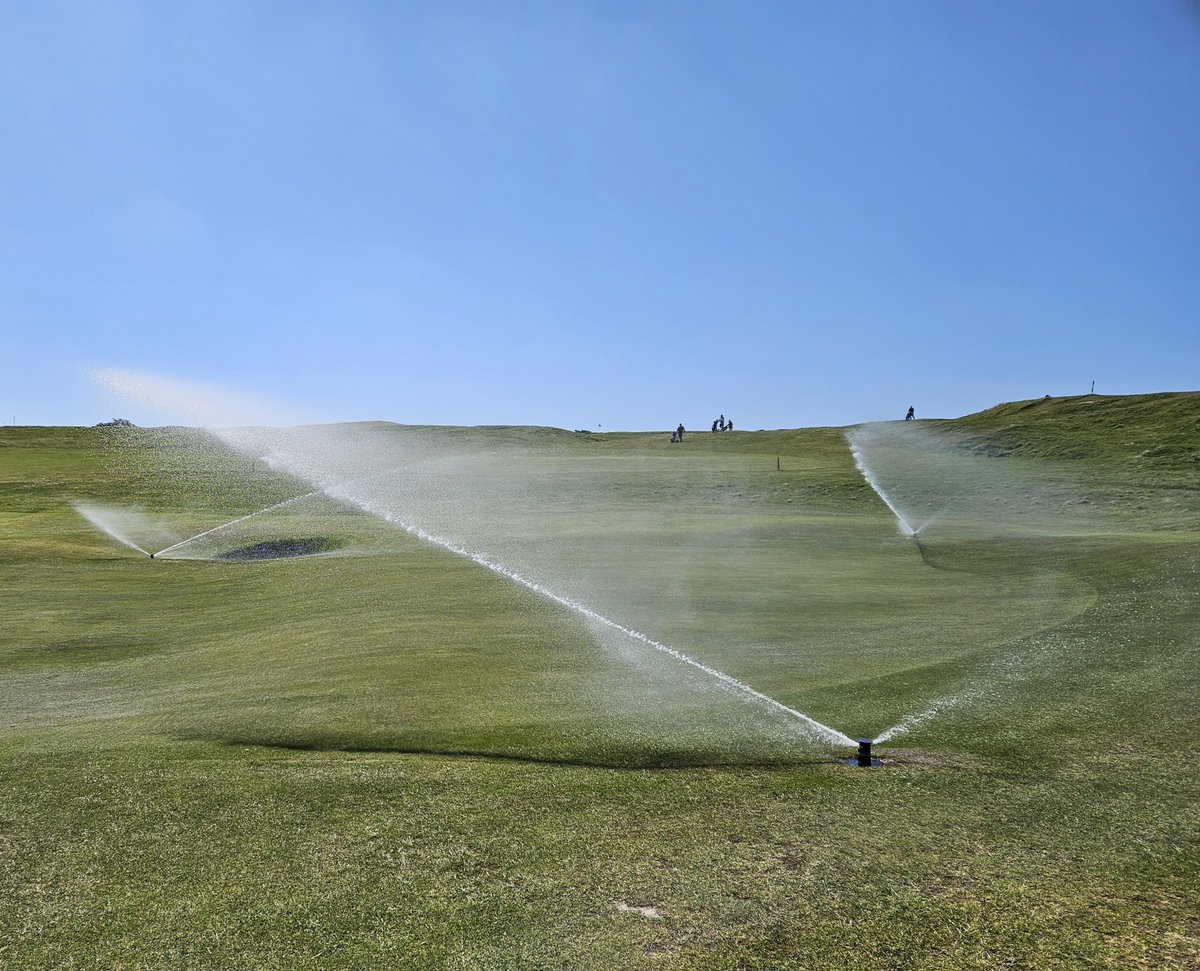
[616,901,662,919]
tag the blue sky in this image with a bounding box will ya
[3,1,1198,430]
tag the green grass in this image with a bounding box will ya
[2,393,1198,968]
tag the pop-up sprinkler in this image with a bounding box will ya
[846,738,879,767]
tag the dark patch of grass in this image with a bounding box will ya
[213,537,339,561]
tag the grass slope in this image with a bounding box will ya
[1,394,1198,968]
[945,390,1200,471]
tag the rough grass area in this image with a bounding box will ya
[1,393,1198,968]
[943,390,1200,474]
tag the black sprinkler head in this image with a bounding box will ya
[149,553,155,559]
[854,739,883,768]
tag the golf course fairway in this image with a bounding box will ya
[2,392,1197,968]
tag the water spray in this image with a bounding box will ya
[316,479,856,748]
[152,490,319,558]
[847,428,943,569]
[91,369,860,749]
[846,430,918,537]
[73,503,153,557]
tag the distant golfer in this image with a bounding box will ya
[905,406,915,421]
[676,423,685,441]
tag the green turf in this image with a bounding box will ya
[1,393,1198,968]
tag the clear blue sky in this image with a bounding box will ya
[4,1,1198,430]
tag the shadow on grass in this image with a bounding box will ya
[179,732,842,772]
[22,635,160,665]
[214,537,337,560]
[912,534,954,571]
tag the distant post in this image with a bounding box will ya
[776,457,781,471]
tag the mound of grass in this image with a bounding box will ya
[945,391,1200,477]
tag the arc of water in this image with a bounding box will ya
[846,429,917,536]
[314,476,855,747]
[74,504,151,556]
[153,490,319,558]
[90,369,854,746]
[873,679,990,742]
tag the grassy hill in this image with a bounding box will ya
[940,391,1200,473]
[1,396,1197,968]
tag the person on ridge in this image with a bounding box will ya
[676,423,685,441]
[905,406,915,421]
[718,414,726,431]
[726,418,733,431]
[712,420,719,433]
